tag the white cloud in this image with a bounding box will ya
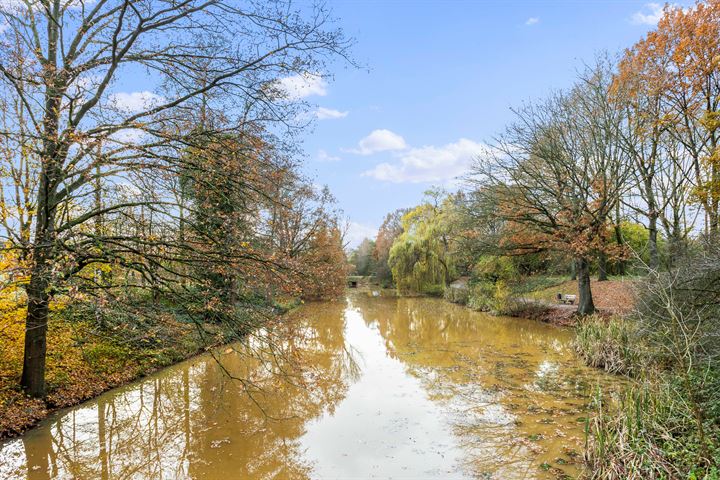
[347,129,407,155]
[345,221,378,249]
[277,73,327,100]
[316,107,348,120]
[109,91,164,113]
[108,128,147,144]
[631,3,664,25]
[525,17,540,26]
[363,138,489,184]
[317,149,341,162]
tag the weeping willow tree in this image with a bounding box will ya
[388,193,458,295]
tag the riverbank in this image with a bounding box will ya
[0,293,624,479]
[518,273,719,478]
[0,294,298,439]
[445,275,637,327]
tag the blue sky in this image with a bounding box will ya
[292,0,675,246]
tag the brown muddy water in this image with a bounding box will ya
[0,292,623,479]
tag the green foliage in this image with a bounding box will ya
[466,281,495,311]
[84,343,133,375]
[510,275,567,296]
[348,238,377,276]
[389,198,457,294]
[466,279,512,313]
[444,284,469,304]
[509,252,551,276]
[422,284,446,297]
[492,279,511,312]
[473,255,518,283]
[619,221,667,269]
[587,378,720,480]
[463,256,518,313]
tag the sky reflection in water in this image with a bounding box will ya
[0,293,622,479]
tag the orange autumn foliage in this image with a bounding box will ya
[618,0,720,233]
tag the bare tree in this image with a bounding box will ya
[614,48,697,270]
[470,61,631,315]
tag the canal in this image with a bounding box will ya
[0,292,622,479]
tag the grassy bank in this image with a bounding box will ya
[0,290,296,439]
[577,315,720,479]
[445,274,636,325]
[445,272,719,478]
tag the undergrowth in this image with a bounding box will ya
[578,255,720,479]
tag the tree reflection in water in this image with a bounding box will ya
[0,294,623,480]
[1,299,353,480]
[349,293,623,478]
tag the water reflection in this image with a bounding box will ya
[0,294,621,479]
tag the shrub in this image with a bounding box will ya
[575,316,645,376]
[466,279,513,313]
[421,283,446,297]
[492,279,511,312]
[444,284,469,304]
[584,250,720,478]
[473,255,518,283]
[467,280,495,311]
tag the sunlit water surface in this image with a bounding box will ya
[0,293,622,479]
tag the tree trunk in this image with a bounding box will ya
[614,203,626,275]
[22,16,63,397]
[21,160,56,398]
[668,226,684,269]
[21,271,50,397]
[648,214,659,271]
[570,259,577,281]
[710,159,719,244]
[576,257,595,316]
[598,252,608,281]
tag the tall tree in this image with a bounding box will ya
[373,208,408,287]
[624,2,720,240]
[257,172,347,300]
[0,0,349,397]
[389,192,458,295]
[470,62,631,315]
[349,238,376,277]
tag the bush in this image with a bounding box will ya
[575,316,645,376]
[464,255,519,313]
[584,250,720,478]
[421,283,445,297]
[444,284,469,304]
[473,255,518,283]
[467,280,495,311]
[492,279,511,312]
[467,279,512,313]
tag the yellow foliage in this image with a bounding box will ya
[700,111,720,133]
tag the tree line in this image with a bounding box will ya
[352,1,720,316]
[0,0,351,398]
